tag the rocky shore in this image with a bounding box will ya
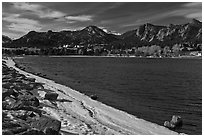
[2,57,62,135]
[2,56,181,135]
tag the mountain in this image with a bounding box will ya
[9,26,119,48]
[2,35,12,45]
[7,19,202,49]
[73,26,119,45]
[121,19,202,48]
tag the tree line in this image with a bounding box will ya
[2,43,201,57]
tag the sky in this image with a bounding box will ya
[2,2,202,39]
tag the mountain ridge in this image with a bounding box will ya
[4,19,202,49]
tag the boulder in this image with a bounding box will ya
[2,88,15,100]
[24,83,36,90]
[11,110,28,120]
[44,92,58,100]
[27,111,37,117]
[2,130,14,135]
[11,72,18,77]
[15,106,42,115]
[8,78,18,83]
[90,94,98,100]
[164,121,175,129]
[2,121,21,129]
[26,77,36,82]
[2,75,13,82]
[14,95,40,108]
[170,115,183,128]
[44,127,60,135]
[30,116,61,134]
[35,72,41,76]
[164,115,183,130]
[7,127,28,134]
[3,97,16,109]
[2,82,13,89]
[19,129,45,135]
[29,82,44,90]
[21,67,26,71]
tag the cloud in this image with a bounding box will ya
[179,2,201,20]
[159,2,202,21]
[65,15,93,22]
[3,13,42,33]
[12,2,66,19]
[184,2,201,8]
[63,26,85,31]
[3,13,39,25]
[122,2,202,27]
[8,23,41,33]
[185,12,202,20]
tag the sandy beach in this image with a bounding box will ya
[3,57,181,135]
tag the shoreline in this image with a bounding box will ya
[5,57,181,135]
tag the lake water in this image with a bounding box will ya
[14,56,202,134]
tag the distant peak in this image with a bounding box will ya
[102,28,121,35]
[83,25,106,35]
[85,25,99,30]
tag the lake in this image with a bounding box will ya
[14,56,202,134]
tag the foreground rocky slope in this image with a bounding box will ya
[2,57,61,135]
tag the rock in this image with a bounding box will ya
[44,92,58,100]
[30,115,61,134]
[12,110,28,120]
[2,82,13,89]
[44,127,60,135]
[27,111,37,117]
[164,115,183,130]
[21,67,26,71]
[3,97,16,109]
[2,121,21,129]
[35,72,41,76]
[26,77,36,82]
[19,129,45,135]
[164,121,176,129]
[24,83,36,90]
[30,82,44,90]
[7,127,28,134]
[2,130,14,135]
[16,106,42,115]
[2,88,15,100]
[90,94,98,100]
[170,115,183,128]
[8,78,18,83]
[2,75,12,81]
[16,73,24,77]
[11,72,18,77]
[14,95,40,108]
